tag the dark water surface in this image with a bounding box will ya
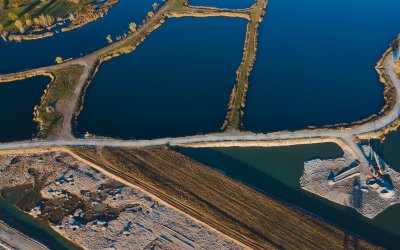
[372,131,400,173]
[77,17,247,139]
[0,0,159,73]
[0,76,49,142]
[177,145,400,249]
[245,0,400,132]
[189,0,254,9]
[0,198,80,250]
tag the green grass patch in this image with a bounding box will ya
[47,66,83,102]
[35,65,84,138]
[0,0,94,32]
[169,0,187,11]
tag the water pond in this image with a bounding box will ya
[0,76,49,142]
[77,17,247,139]
[244,0,400,132]
[372,131,400,173]
[0,0,160,73]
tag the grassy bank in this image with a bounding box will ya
[224,0,266,129]
[69,146,378,249]
[34,66,83,138]
[97,0,187,61]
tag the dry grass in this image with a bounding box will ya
[394,60,400,78]
[69,146,379,250]
[224,0,267,129]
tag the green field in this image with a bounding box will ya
[0,0,95,33]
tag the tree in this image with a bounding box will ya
[152,2,159,12]
[55,57,63,64]
[0,24,6,38]
[33,14,55,28]
[25,19,33,28]
[128,22,137,32]
[14,19,25,33]
[8,12,18,21]
[106,34,112,44]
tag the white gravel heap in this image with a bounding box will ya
[300,145,400,218]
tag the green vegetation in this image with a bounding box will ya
[169,0,186,10]
[225,0,266,129]
[34,66,83,138]
[228,24,255,128]
[99,0,186,61]
[0,0,95,33]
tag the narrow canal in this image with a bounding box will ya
[0,197,80,250]
[177,144,400,249]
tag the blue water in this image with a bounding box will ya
[189,0,254,9]
[244,0,400,132]
[0,198,79,250]
[0,0,160,73]
[177,145,400,249]
[372,131,400,173]
[0,76,49,142]
[77,17,247,139]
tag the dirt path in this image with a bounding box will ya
[0,50,399,151]
[58,62,96,139]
